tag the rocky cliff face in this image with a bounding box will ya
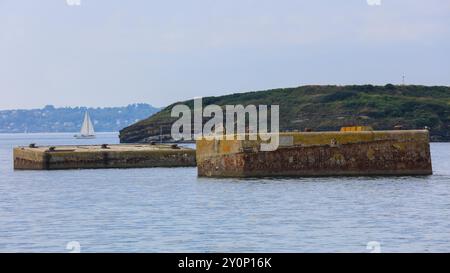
[119,85,450,143]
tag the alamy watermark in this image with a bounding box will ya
[366,241,381,253]
[66,0,81,6]
[66,241,81,253]
[367,0,381,6]
[171,97,280,151]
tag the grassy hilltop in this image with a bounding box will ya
[119,85,450,143]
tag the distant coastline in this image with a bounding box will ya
[0,104,160,133]
[0,131,119,135]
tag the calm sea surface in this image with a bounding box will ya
[0,133,449,252]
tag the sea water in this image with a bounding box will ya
[0,133,449,252]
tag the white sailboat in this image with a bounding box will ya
[74,111,96,139]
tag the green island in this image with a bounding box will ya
[120,84,450,143]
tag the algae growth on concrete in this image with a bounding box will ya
[14,129,433,177]
[14,144,196,170]
[196,130,433,177]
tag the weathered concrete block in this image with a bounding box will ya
[196,130,433,177]
[14,144,196,170]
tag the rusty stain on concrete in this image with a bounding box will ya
[196,130,433,177]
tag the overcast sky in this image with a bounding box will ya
[0,0,449,109]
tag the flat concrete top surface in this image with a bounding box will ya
[16,144,194,153]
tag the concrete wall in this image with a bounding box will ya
[196,130,433,177]
[14,146,196,170]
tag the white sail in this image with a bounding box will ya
[80,112,95,136]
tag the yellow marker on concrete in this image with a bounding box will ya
[340,126,373,132]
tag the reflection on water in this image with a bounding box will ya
[0,133,450,252]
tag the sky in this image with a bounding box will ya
[0,0,449,109]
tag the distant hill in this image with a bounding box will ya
[0,104,160,133]
[119,85,450,143]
